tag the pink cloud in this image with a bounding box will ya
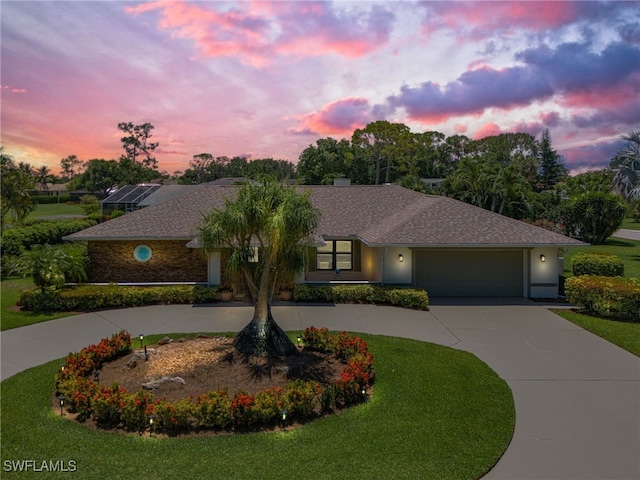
[473,122,503,139]
[297,97,375,136]
[126,1,394,67]
[454,124,468,134]
[540,111,561,127]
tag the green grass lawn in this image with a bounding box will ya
[563,236,640,279]
[621,217,640,231]
[0,333,515,480]
[30,202,85,218]
[553,310,640,357]
[1,277,75,331]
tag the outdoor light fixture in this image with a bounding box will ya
[361,385,367,397]
[540,254,546,263]
[58,394,65,416]
[297,335,302,347]
[139,334,144,348]
[93,369,100,382]
[280,409,287,428]
[148,414,155,435]
[398,254,404,263]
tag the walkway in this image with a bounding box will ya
[2,302,639,479]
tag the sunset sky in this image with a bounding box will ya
[2,1,639,175]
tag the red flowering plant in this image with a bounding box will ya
[151,398,194,436]
[92,383,128,429]
[231,391,257,428]
[282,380,322,418]
[253,388,284,425]
[121,390,155,432]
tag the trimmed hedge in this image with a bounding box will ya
[33,195,72,204]
[565,275,640,322]
[19,285,219,312]
[55,330,374,435]
[1,219,97,256]
[294,284,429,310]
[572,252,624,277]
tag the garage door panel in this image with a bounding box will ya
[414,250,523,297]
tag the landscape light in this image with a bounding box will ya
[139,334,144,348]
[58,394,65,416]
[280,410,287,425]
[361,385,367,397]
[93,369,99,382]
[297,335,302,347]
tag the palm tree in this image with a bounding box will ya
[198,178,321,357]
[611,130,640,199]
[35,165,55,192]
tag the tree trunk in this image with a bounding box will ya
[233,305,298,357]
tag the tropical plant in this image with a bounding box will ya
[34,165,55,192]
[1,151,36,226]
[198,178,321,356]
[563,192,627,244]
[9,244,88,292]
[611,129,640,199]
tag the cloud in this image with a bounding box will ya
[540,111,561,127]
[561,139,625,172]
[126,0,394,67]
[296,97,376,136]
[387,66,553,122]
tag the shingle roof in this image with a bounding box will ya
[65,184,584,246]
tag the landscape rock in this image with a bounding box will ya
[141,376,186,390]
[158,336,173,346]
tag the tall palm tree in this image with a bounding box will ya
[198,178,321,357]
[611,130,640,199]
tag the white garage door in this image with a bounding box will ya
[414,250,524,297]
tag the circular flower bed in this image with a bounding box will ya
[54,328,374,436]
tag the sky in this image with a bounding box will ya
[1,1,639,176]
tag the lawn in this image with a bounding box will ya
[30,202,85,218]
[553,310,640,357]
[621,217,640,231]
[0,333,515,480]
[1,277,74,331]
[563,236,640,279]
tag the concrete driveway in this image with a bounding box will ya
[1,301,639,479]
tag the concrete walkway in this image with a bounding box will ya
[615,229,640,241]
[2,302,639,479]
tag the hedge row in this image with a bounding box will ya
[32,195,72,204]
[294,284,429,310]
[55,330,374,435]
[565,275,640,322]
[19,285,219,312]
[572,252,624,277]
[1,219,97,256]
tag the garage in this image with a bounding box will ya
[414,249,525,297]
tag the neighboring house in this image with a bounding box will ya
[64,184,585,298]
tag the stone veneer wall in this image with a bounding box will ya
[88,240,208,283]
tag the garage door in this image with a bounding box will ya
[414,250,524,297]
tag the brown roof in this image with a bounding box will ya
[64,185,584,246]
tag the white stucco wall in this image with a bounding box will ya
[382,247,412,285]
[530,247,560,298]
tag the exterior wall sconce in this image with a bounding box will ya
[540,254,546,263]
[398,254,404,263]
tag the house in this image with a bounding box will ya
[64,184,585,298]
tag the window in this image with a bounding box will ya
[316,240,352,270]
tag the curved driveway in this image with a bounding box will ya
[2,301,639,479]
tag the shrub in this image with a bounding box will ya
[572,252,624,277]
[19,285,219,312]
[1,219,96,256]
[252,388,284,425]
[230,392,256,428]
[92,383,127,429]
[121,390,155,432]
[294,284,429,310]
[194,391,233,430]
[563,192,626,244]
[33,195,72,204]
[282,380,321,418]
[152,398,194,436]
[565,275,640,322]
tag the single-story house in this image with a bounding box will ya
[64,184,585,298]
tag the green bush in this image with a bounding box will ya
[294,284,429,310]
[1,219,96,256]
[572,252,624,277]
[565,275,640,322]
[33,195,72,204]
[19,285,219,312]
[194,391,233,430]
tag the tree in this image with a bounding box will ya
[59,155,84,181]
[563,192,627,244]
[1,151,36,226]
[198,178,321,357]
[69,159,122,198]
[352,121,410,184]
[297,138,353,184]
[611,129,640,199]
[536,129,568,191]
[35,165,55,192]
[118,122,159,169]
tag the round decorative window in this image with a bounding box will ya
[133,244,152,262]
